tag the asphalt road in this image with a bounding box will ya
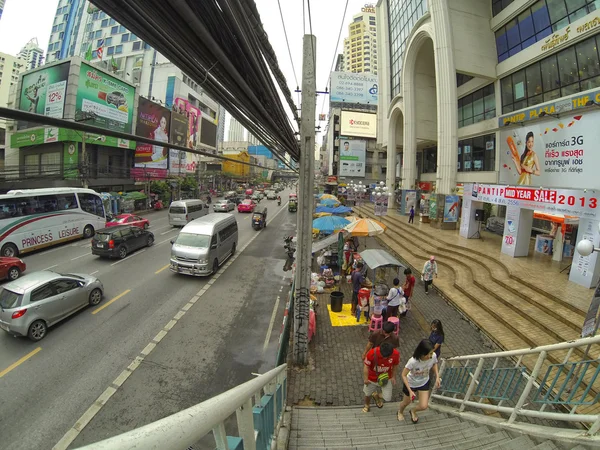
[0,192,294,450]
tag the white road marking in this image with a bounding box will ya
[44,264,58,271]
[160,228,178,235]
[71,252,92,261]
[263,295,281,353]
[110,249,146,266]
[90,270,99,275]
[158,237,175,246]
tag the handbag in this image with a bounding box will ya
[373,349,389,386]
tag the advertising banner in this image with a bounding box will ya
[429,196,438,221]
[443,195,460,223]
[10,127,136,149]
[169,111,188,175]
[475,184,600,220]
[134,97,170,173]
[330,72,378,106]
[499,113,597,190]
[340,111,376,138]
[339,139,366,177]
[19,62,70,118]
[570,218,600,288]
[76,62,135,133]
[63,142,78,180]
[174,97,201,149]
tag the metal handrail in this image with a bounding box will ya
[78,364,287,450]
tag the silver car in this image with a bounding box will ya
[0,271,104,341]
[213,200,235,212]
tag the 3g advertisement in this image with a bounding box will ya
[339,139,366,177]
[499,112,596,190]
[19,62,70,118]
[134,98,170,171]
[76,62,135,133]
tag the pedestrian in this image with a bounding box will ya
[408,205,415,224]
[362,321,399,360]
[397,339,441,423]
[386,278,405,318]
[429,319,445,359]
[351,262,366,315]
[421,256,438,295]
[402,268,416,316]
[362,342,399,412]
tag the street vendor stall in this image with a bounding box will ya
[359,249,405,317]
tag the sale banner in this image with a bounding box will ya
[19,62,70,118]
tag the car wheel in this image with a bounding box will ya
[1,243,18,257]
[89,288,102,306]
[143,223,149,230]
[118,246,128,259]
[7,267,20,281]
[147,235,154,247]
[28,320,47,342]
[83,225,95,239]
[231,243,236,256]
[212,258,219,275]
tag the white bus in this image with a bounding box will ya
[0,188,106,257]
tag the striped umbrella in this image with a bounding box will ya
[319,194,339,201]
[343,218,387,237]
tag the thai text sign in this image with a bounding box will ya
[331,72,378,106]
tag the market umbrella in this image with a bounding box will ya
[343,218,387,236]
[313,212,332,218]
[318,198,340,207]
[312,216,351,235]
[320,194,339,201]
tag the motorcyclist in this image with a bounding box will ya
[206,195,212,204]
[277,195,281,206]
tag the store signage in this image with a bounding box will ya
[499,112,597,190]
[472,184,600,220]
[541,26,571,52]
[18,62,70,121]
[361,4,376,13]
[331,72,378,106]
[339,139,366,177]
[10,127,136,149]
[340,111,376,138]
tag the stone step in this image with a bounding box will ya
[532,441,560,449]
[487,435,537,449]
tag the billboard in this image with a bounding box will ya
[339,139,366,177]
[76,62,135,133]
[19,62,70,118]
[169,111,188,175]
[499,112,596,190]
[134,98,170,172]
[340,111,376,138]
[330,72,378,106]
[174,97,201,149]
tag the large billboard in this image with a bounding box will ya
[169,111,188,175]
[76,62,135,133]
[134,97,170,172]
[499,112,595,190]
[330,72,378,106]
[174,97,201,149]
[339,139,366,177]
[19,62,70,118]
[340,111,376,138]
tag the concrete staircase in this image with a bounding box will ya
[289,405,591,449]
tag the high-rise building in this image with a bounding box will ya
[0,0,5,22]
[0,52,24,107]
[227,117,245,141]
[341,5,378,74]
[17,38,44,70]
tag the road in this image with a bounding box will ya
[0,192,294,450]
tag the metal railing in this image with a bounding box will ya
[431,335,600,437]
[78,364,287,450]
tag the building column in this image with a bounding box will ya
[402,86,416,189]
[430,0,457,195]
[386,116,397,196]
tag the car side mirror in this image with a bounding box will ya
[170,240,174,245]
[211,244,218,249]
[78,282,85,288]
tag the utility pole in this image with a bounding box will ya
[293,34,316,366]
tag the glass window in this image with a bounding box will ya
[31,284,56,302]
[119,25,126,33]
[109,18,116,26]
[101,19,108,27]
[501,77,513,106]
[121,33,129,43]
[566,0,586,13]
[52,279,80,294]
[526,64,543,97]
[540,55,559,91]
[518,9,535,41]
[107,47,114,56]
[505,19,521,50]
[557,46,579,87]
[496,29,508,57]
[111,26,118,35]
[472,89,484,121]
[512,69,527,101]
[115,45,123,54]
[78,193,105,217]
[576,37,600,81]
[95,30,102,38]
[546,0,568,23]
[132,41,141,51]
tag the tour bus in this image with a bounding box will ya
[0,187,106,257]
[168,199,209,227]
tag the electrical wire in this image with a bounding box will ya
[276,0,299,89]
[306,0,316,69]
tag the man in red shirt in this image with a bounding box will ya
[402,268,416,317]
[362,342,399,412]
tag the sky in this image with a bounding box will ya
[0,0,58,55]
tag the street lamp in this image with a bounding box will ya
[373,181,391,216]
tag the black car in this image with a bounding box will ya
[92,225,154,259]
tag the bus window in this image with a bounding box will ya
[78,193,105,218]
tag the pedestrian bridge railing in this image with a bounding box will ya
[77,364,287,450]
[431,335,600,440]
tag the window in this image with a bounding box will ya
[109,18,116,26]
[30,284,55,302]
[52,279,80,294]
[132,41,141,51]
[115,45,123,54]
[458,134,496,172]
[107,46,114,56]
[458,84,495,127]
[492,0,516,17]
[101,19,108,27]
[78,193,104,217]
[119,25,126,33]
[121,33,129,43]
[422,147,437,173]
[130,33,138,41]
[111,26,118,35]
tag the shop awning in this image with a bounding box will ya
[534,211,579,225]
[359,249,405,271]
[312,231,347,253]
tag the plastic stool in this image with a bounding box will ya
[369,315,383,333]
[387,317,400,335]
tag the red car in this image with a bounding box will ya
[0,257,26,281]
[106,214,150,229]
[237,199,257,213]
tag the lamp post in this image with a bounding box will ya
[373,181,391,216]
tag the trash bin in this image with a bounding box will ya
[330,291,344,312]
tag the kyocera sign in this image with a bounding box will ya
[340,111,376,138]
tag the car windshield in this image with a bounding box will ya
[169,206,186,214]
[0,288,23,309]
[175,233,210,248]
[216,201,227,205]
[115,217,129,223]
[242,200,252,205]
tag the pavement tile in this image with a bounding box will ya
[410,436,443,448]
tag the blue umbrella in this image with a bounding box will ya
[312,216,351,234]
[318,198,340,207]
[315,206,353,214]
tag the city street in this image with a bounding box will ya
[0,194,294,450]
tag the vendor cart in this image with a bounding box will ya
[358,249,405,316]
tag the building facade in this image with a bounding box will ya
[17,38,44,70]
[0,52,24,163]
[341,6,379,75]
[0,0,5,22]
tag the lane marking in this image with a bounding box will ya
[160,228,178,236]
[112,369,133,388]
[90,270,99,275]
[158,237,175,246]
[153,329,168,343]
[0,347,42,378]
[263,295,281,352]
[44,264,58,271]
[71,252,92,261]
[55,202,290,449]
[110,249,146,266]
[91,290,131,315]
[155,264,170,274]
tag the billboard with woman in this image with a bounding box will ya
[134,97,170,172]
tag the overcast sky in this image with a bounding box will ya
[0,0,58,54]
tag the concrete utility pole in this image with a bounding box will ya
[293,34,316,366]
[81,131,88,189]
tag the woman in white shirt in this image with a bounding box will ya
[386,278,405,318]
[398,339,441,423]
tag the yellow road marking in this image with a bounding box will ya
[92,290,131,315]
[155,264,170,274]
[0,347,42,378]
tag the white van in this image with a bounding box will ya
[170,213,238,276]
[168,199,209,227]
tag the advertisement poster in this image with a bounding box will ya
[340,111,376,138]
[429,196,438,221]
[169,111,188,175]
[174,97,201,149]
[402,190,417,216]
[420,193,430,217]
[499,113,597,190]
[330,72,378,106]
[63,142,78,179]
[134,97,170,172]
[443,195,460,223]
[76,63,135,133]
[339,139,366,177]
[19,62,70,118]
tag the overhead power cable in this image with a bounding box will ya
[276,0,299,88]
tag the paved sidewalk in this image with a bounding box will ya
[287,237,500,407]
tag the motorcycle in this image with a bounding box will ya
[277,198,281,206]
